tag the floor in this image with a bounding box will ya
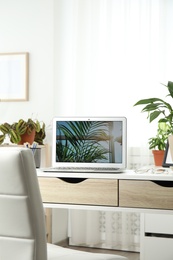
[59,240,140,260]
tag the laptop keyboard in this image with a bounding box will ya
[43,167,121,173]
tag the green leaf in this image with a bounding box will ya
[149,111,162,122]
[167,81,173,98]
[0,134,5,144]
[134,98,162,106]
[142,103,163,112]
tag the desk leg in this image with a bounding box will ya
[45,208,52,243]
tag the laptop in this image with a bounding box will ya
[44,117,127,173]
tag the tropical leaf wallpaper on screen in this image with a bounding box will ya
[56,121,113,163]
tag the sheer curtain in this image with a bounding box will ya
[68,147,153,252]
[54,0,173,252]
[54,0,173,120]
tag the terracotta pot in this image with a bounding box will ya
[18,129,36,145]
[152,150,165,166]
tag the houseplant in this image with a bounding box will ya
[0,118,46,145]
[134,81,173,128]
[148,122,170,151]
[134,81,173,165]
[148,122,170,165]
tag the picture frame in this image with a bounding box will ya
[162,134,173,167]
[162,142,173,167]
[0,52,29,101]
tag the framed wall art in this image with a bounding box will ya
[0,52,29,101]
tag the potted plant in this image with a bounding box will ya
[148,123,169,150]
[148,122,170,166]
[0,118,46,145]
[134,81,173,165]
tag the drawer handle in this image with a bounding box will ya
[145,232,173,238]
[59,177,87,184]
[152,181,173,187]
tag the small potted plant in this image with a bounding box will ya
[134,81,173,165]
[0,118,46,145]
[148,122,170,166]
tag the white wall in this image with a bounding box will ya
[0,0,54,141]
[0,1,68,242]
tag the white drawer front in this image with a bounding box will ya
[145,214,173,234]
[142,237,173,260]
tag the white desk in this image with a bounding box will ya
[37,168,173,260]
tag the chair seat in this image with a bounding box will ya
[47,243,127,260]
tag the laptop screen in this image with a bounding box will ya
[52,117,127,170]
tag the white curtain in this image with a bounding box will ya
[54,0,173,135]
[68,147,153,252]
[54,0,173,252]
[69,210,140,252]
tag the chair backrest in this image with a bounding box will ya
[0,147,47,260]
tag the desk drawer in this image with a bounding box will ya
[38,178,118,206]
[145,213,173,234]
[140,214,173,260]
[119,180,173,209]
[142,237,173,260]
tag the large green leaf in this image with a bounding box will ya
[134,98,165,106]
[149,111,162,122]
[167,81,173,98]
[141,103,164,112]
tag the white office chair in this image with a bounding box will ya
[0,147,128,260]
